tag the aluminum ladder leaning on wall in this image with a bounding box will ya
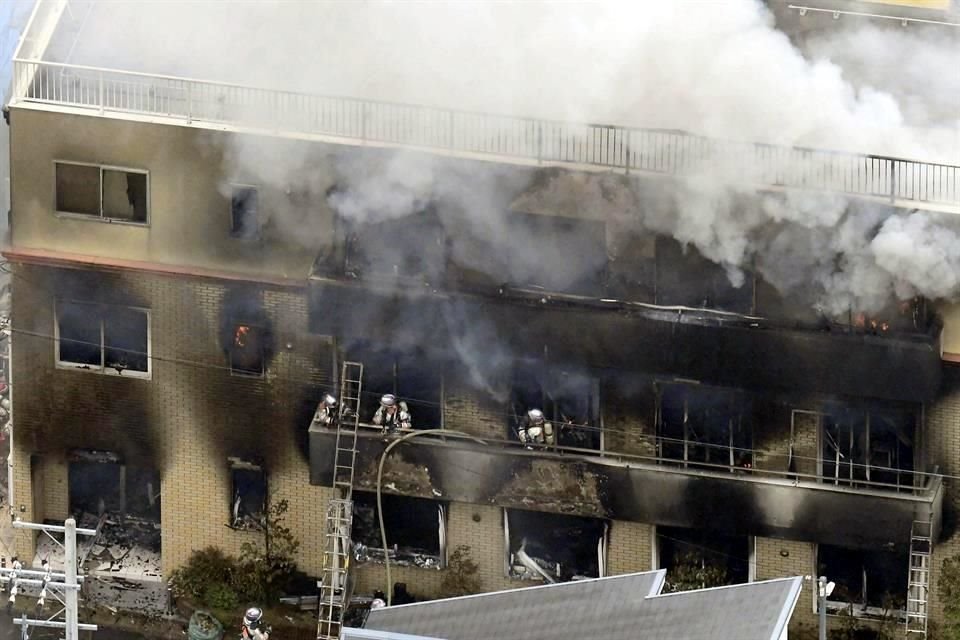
[317,361,364,640]
[906,519,932,638]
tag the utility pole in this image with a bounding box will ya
[2,517,99,639]
[817,575,835,640]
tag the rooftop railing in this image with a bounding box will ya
[10,58,960,211]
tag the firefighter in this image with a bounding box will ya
[313,393,339,427]
[373,394,412,434]
[241,606,271,640]
[518,409,554,448]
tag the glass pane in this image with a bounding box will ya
[55,163,100,216]
[58,301,101,366]
[102,170,148,222]
[104,307,149,373]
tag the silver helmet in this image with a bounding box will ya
[243,607,263,627]
[380,394,397,407]
[527,409,545,423]
[322,393,337,407]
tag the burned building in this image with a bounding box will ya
[3,1,960,638]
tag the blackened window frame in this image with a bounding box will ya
[346,347,444,430]
[502,508,609,582]
[227,321,267,377]
[55,299,151,379]
[54,160,150,225]
[228,458,267,531]
[229,184,261,240]
[351,491,448,568]
[817,543,908,616]
[508,364,602,451]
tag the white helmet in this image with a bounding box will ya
[244,607,263,627]
[381,394,397,407]
[527,409,545,423]
[323,393,337,407]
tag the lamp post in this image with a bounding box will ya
[818,575,836,640]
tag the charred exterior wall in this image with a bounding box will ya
[9,262,335,574]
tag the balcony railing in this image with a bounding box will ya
[310,412,939,498]
[11,59,960,211]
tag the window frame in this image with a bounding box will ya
[228,183,261,240]
[53,160,151,225]
[502,508,609,582]
[54,299,152,379]
[227,321,267,378]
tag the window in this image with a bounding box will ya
[656,526,750,592]
[504,509,608,582]
[818,544,907,616]
[656,382,752,469]
[56,301,150,376]
[229,458,266,531]
[509,365,601,450]
[655,237,754,313]
[228,322,266,376]
[68,450,160,523]
[342,207,446,283]
[820,404,915,489]
[347,346,443,429]
[55,161,148,223]
[230,185,260,239]
[351,492,447,569]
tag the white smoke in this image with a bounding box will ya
[62,0,960,315]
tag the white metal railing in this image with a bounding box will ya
[10,59,960,209]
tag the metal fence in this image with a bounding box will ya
[11,59,960,209]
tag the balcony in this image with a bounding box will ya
[9,57,960,214]
[308,280,942,403]
[308,421,943,550]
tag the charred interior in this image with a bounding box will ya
[818,543,908,616]
[656,382,752,470]
[351,492,447,569]
[504,508,607,582]
[820,403,916,489]
[229,457,267,530]
[68,450,160,523]
[657,526,750,592]
[346,344,443,429]
[509,364,601,450]
[57,300,150,375]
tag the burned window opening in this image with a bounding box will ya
[504,509,607,582]
[67,451,161,523]
[346,345,443,430]
[499,212,607,297]
[820,404,915,489]
[229,458,266,531]
[509,365,601,451]
[340,204,447,284]
[55,161,148,223]
[230,185,260,239]
[351,492,446,569]
[657,526,750,592]
[56,300,150,376]
[655,237,754,314]
[655,383,752,470]
[229,322,266,376]
[818,544,907,616]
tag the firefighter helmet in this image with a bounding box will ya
[243,607,263,627]
[380,394,397,407]
[527,409,545,423]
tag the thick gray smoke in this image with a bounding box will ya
[62,2,960,327]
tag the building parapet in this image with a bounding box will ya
[9,58,960,213]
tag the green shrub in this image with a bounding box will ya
[170,547,239,601]
[203,582,240,610]
[440,545,481,598]
[236,499,301,604]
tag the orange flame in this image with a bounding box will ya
[234,325,251,347]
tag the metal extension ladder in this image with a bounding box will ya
[317,361,364,640]
[906,519,932,638]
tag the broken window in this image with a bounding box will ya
[229,458,266,531]
[502,213,607,297]
[342,207,447,283]
[228,322,266,376]
[56,301,150,376]
[504,509,608,582]
[818,544,907,615]
[351,492,447,569]
[656,383,752,470]
[820,404,915,489]
[655,237,753,314]
[67,451,161,522]
[230,185,260,239]
[347,345,443,429]
[55,161,148,223]
[657,526,750,592]
[509,365,601,450]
